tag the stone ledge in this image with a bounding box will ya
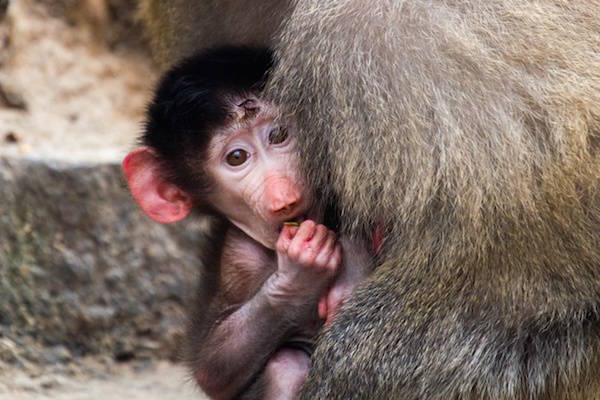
[0,156,207,366]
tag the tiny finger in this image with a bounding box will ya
[292,220,317,244]
[318,295,328,321]
[326,243,343,272]
[314,231,337,267]
[309,224,329,249]
[277,226,296,252]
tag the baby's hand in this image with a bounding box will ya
[270,220,342,307]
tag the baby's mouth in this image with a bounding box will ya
[283,215,306,227]
[278,215,306,232]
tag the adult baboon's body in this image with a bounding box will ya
[139,1,600,398]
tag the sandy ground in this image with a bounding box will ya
[0,360,206,400]
[0,0,157,163]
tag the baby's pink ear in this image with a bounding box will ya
[122,147,193,223]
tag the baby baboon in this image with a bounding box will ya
[137,1,600,398]
[123,46,371,399]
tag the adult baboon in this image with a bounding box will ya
[138,1,600,398]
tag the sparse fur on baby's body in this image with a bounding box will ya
[138,1,600,398]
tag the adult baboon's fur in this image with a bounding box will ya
[137,0,291,69]
[139,1,600,398]
[0,0,8,21]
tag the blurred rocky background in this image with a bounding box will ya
[0,1,205,398]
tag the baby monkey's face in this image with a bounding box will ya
[205,98,320,249]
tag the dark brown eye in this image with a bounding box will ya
[226,149,248,166]
[268,127,289,145]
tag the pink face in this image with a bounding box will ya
[205,99,319,249]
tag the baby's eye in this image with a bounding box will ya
[226,149,248,166]
[268,127,289,145]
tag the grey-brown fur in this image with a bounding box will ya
[0,0,8,21]
[137,0,291,69]
[139,0,600,398]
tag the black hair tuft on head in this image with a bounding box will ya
[141,46,274,202]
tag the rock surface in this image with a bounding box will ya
[0,157,209,364]
[0,157,210,399]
